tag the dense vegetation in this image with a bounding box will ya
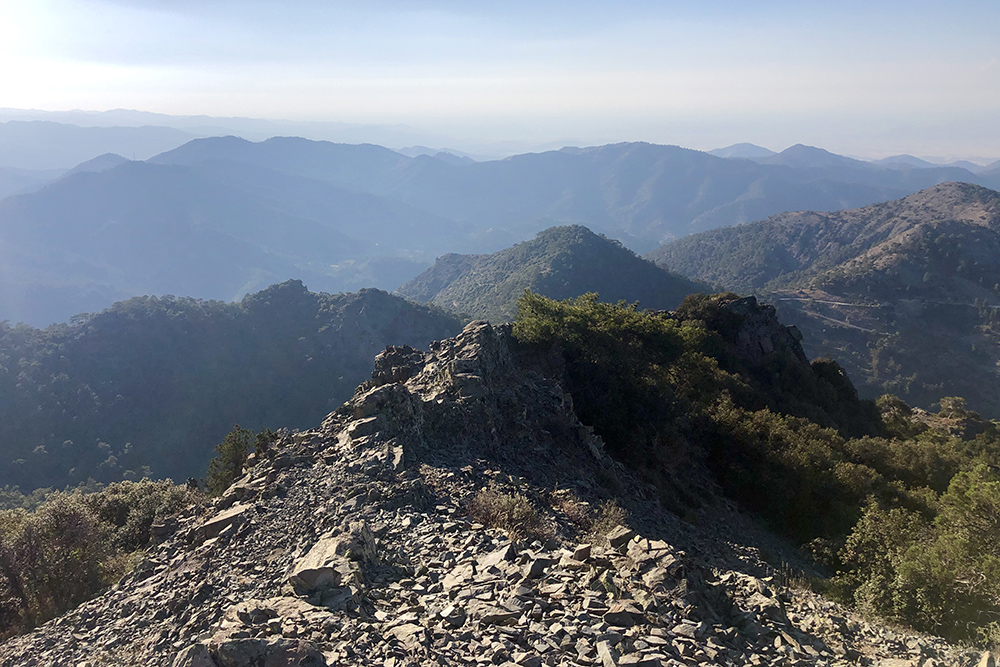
[0,420,277,640]
[648,183,1000,418]
[0,479,203,639]
[397,225,706,322]
[0,280,463,493]
[513,290,1000,646]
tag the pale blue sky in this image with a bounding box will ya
[1,0,998,158]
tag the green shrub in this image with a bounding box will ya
[513,291,738,482]
[205,426,276,496]
[511,290,1000,645]
[0,480,201,639]
[587,500,628,542]
[81,479,201,551]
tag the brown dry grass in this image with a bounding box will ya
[468,486,551,542]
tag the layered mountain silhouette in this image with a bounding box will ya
[154,137,997,248]
[397,225,707,321]
[650,182,1000,416]
[0,159,460,326]
[873,155,992,172]
[0,166,61,202]
[3,135,1000,325]
[62,152,130,177]
[0,120,195,170]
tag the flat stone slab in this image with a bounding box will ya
[199,503,250,542]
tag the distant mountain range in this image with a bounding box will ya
[0,109,455,153]
[397,225,706,321]
[4,133,1000,326]
[0,166,63,202]
[872,155,992,173]
[151,137,999,249]
[0,120,196,170]
[62,153,131,177]
[710,143,998,173]
[0,157,460,326]
[649,182,1000,417]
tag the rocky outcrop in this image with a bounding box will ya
[722,296,807,367]
[0,321,987,667]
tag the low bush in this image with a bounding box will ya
[205,426,276,496]
[586,500,628,542]
[0,479,202,639]
[468,486,550,542]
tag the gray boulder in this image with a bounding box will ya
[287,522,376,594]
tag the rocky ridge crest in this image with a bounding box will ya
[0,321,987,667]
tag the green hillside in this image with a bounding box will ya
[397,225,707,321]
[649,183,1000,416]
[0,281,462,492]
[514,291,1000,646]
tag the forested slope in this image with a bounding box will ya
[398,225,707,321]
[649,183,1000,416]
[0,281,463,491]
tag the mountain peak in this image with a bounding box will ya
[873,154,938,169]
[63,152,130,177]
[707,142,777,159]
[397,225,705,321]
[0,312,983,667]
[762,144,873,170]
[892,181,1000,222]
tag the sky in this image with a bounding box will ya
[1,0,998,159]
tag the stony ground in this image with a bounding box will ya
[0,321,990,667]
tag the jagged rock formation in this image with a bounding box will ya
[0,322,987,667]
[714,296,806,368]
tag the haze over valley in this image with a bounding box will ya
[3,127,999,327]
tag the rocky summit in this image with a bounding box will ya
[0,321,990,667]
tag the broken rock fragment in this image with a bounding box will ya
[212,637,326,667]
[171,645,216,667]
[287,522,376,594]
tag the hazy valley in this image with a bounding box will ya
[3,126,1000,327]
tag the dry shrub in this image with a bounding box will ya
[587,500,628,541]
[549,490,594,531]
[468,486,550,541]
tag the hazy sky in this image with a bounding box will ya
[1,0,998,158]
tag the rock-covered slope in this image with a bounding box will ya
[649,182,1000,416]
[0,321,986,667]
[397,226,706,322]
